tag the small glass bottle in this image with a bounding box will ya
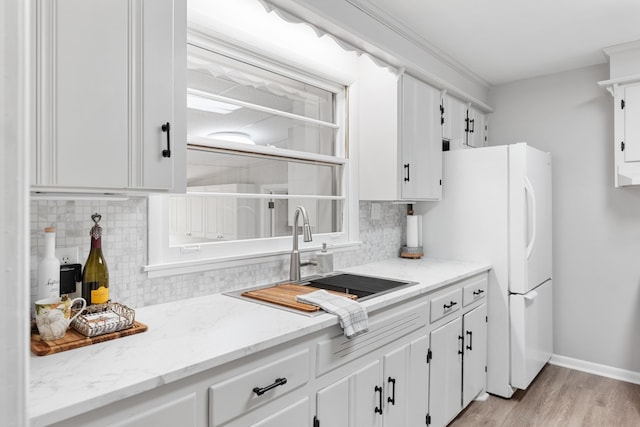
[82,213,109,305]
[37,227,60,299]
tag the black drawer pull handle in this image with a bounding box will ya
[161,122,171,158]
[387,377,396,405]
[473,289,485,296]
[443,301,458,310]
[466,330,473,351]
[252,377,287,396]
[375,385,383,414]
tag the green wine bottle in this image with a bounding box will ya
[82,213,109,305]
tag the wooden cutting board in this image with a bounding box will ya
[31,320,148,356]
[241,283,357,312]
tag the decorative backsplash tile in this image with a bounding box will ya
[30,199,406,309]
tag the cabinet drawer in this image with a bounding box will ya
[430,289,462,323]
[462,275,488,307]
[209,349,309,426]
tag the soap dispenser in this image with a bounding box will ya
[315,243,334,274]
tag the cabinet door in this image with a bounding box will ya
[382,344,409,426]
[428,317,462,427]
[352,360,382,427]
[400,74,442,200]
[139,0,178,189]
[467,107,487,148]
[357,54,399,201]
[34,0,183,191]
[442,94,467,148]
[623,84,640,163]
[42,0,129,189]
[317,376,349,427]
[407,335,430,426]
[463,303,487,407]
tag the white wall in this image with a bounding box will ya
[489,64,640,374]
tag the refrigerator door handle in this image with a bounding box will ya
[524,176,537,260]
[523,290,538,301]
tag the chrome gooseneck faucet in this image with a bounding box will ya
[290,206,313,282]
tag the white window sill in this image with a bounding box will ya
[143,241,362,279]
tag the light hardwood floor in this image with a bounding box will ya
[450,364,640,427]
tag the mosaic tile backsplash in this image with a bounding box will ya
[30,199,406,309]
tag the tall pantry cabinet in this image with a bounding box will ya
[32,0,186,192]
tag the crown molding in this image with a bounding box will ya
[345,0,491,89]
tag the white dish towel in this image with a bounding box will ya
[296,290,369,339]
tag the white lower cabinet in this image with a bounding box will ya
[316,375,351,427]
[462,304,488,407]
[47,272,488,427]
[315,335,429,427]
[427,301,488,427]
[428,317,463,427]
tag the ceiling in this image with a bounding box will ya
[354,0,640,86]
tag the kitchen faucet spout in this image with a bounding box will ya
[290,206,312,282]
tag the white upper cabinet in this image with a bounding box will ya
[358,55,442,201]
[599,40,640,187]
[612,83,640,186]
[441,93,488,150]
[466,106,489,148]
[441,93,466,145]
[33,0,186,192]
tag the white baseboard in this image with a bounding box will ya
[549,354,640,385]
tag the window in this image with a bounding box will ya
[146,40,356,275]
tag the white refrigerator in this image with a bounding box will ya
[420,142,553,398]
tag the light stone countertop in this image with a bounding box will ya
[29,257,490,426]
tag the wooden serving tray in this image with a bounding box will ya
[241,283,357,312]
[31,320,148,356]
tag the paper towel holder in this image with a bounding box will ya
[401,204,423,259]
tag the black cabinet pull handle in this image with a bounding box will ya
[375,385,383,414]
[387,377,396,405]
[466,330,473,351]
[472,289,485,296]
[404,163,410,182]
[458,335,464,355]
[443,301,457,310]
[161,122,171,158]
[252,377,287,396]
[469,118,475,133]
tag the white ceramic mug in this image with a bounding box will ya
[35,297,87,341]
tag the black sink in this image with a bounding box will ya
[305,273,414,300]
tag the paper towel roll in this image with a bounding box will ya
[417,214,423,247]
[407,215,419,248]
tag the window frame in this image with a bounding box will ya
[145,33,360,278]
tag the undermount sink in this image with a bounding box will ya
[225,272,417,316]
